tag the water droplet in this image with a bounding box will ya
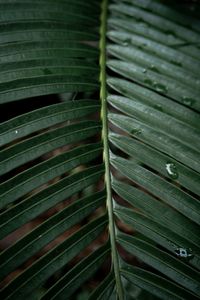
[122,38,131,46]
[142,68,147,73]
[166,163,178,179]
[131,128,142,135]
[175,248,193,259]
[182,96,195,106]
[15,130,18,134]
[153,82,168,94]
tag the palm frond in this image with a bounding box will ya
[107,0,200,298]
[0,0,199,299]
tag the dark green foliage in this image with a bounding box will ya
[0,0,199,299]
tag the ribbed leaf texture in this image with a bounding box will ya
[0,0,199,299]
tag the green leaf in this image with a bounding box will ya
[0,41,98,64]
[0,120,101,177]
[89,271,115,300]
[41,242,110,300]
[109,113,200,173]
[0,0,200,299]
[121,263,199,300]
[107,44,200,91]
[108,16,200,60]
[0,215,108,300]
[107,30,200,75]
[0,143,102,205]
[111,154,200,225]
[112,179,200,250]
[114,204,200,270]
[0,190,106,281]
[0,100,100,147]
[107,78,200,129]
[108,59,200,111]
[0,164,104,238]
[117,231,200,295]
[108,95,200,150]
[110,133,200,195]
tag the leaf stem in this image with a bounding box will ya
[99,0,124,299]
